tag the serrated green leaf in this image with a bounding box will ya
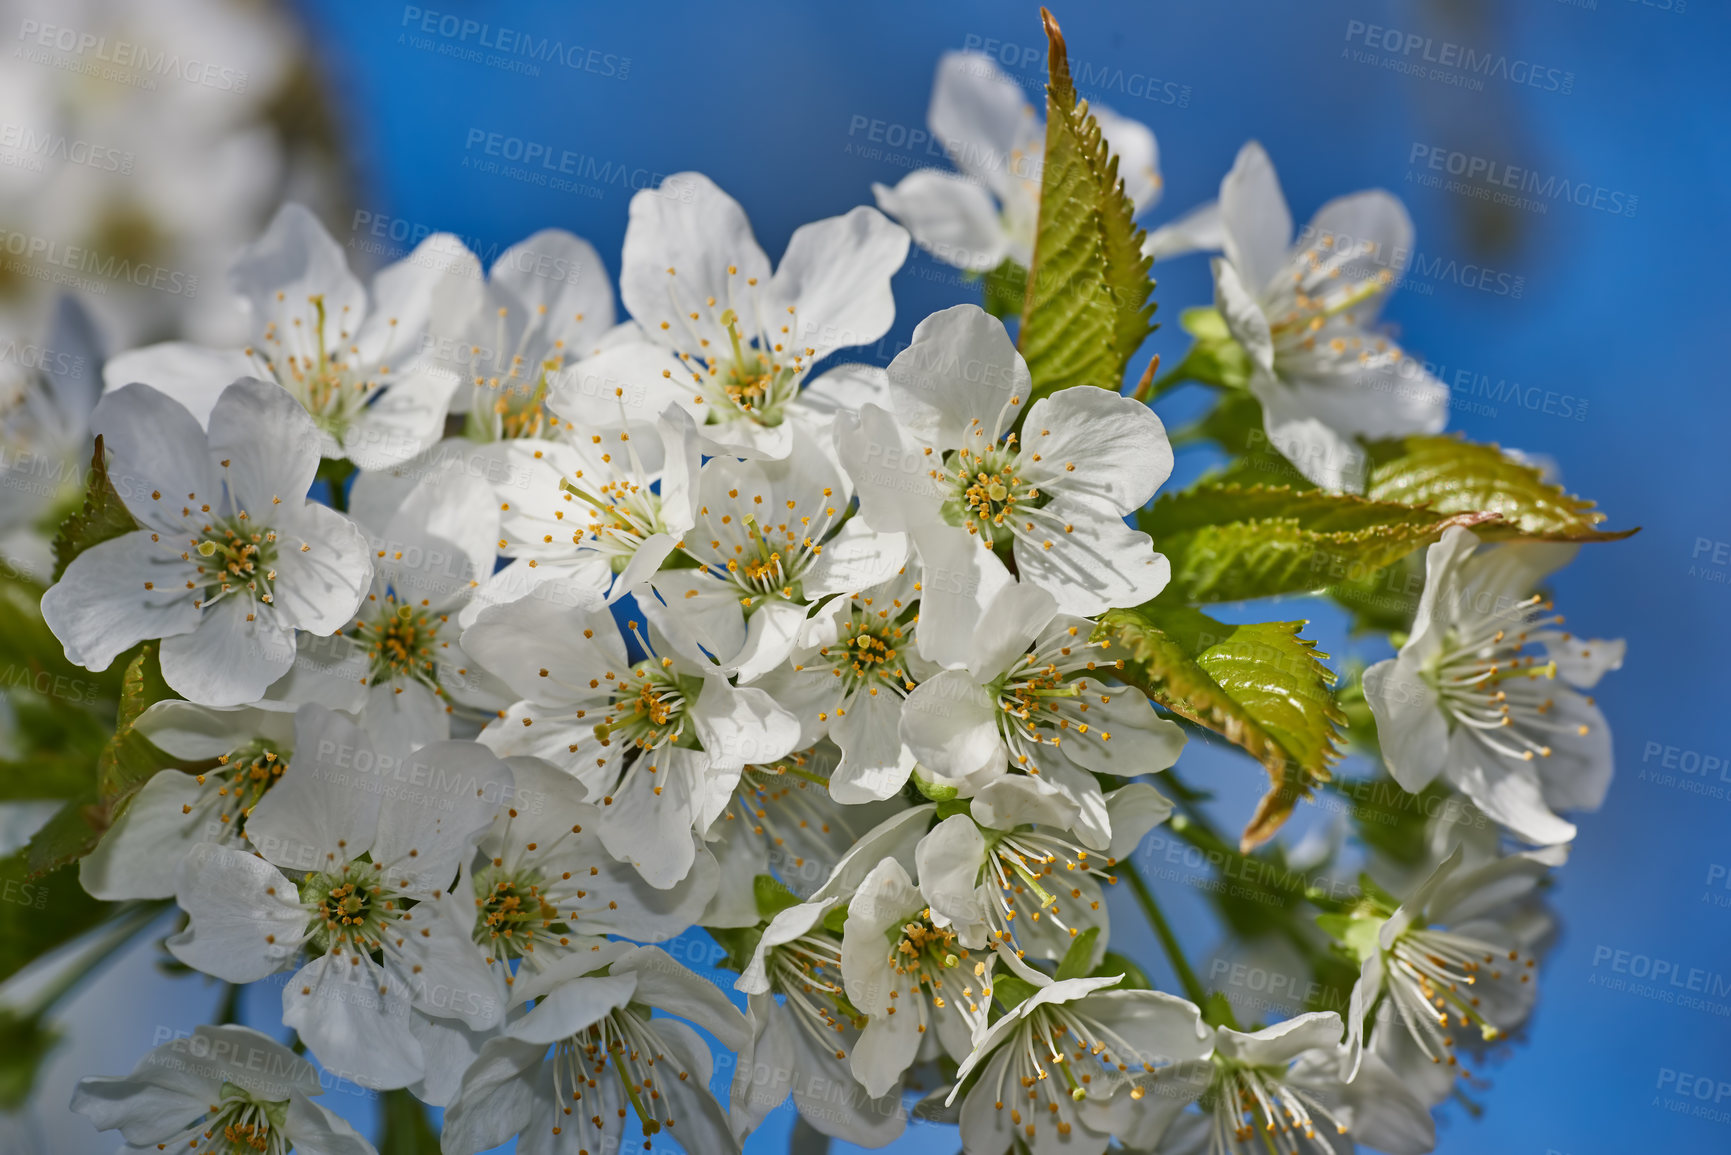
[1016,10,1154,403]
[1141,482,1496,603]
[753,874,801,920]
[1055,926,1099,981]
[51,436,136,582]
[1095,601,1345,848]
[1364,435,1635,542]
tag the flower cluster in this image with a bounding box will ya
[22,28,1627,1155]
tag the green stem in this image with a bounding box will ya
[1117,859,1206,1006]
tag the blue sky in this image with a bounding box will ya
[266,1,1731,1149]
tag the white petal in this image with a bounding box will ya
[770,207,908,362]
[1020,388,1173,511]
[970,775,1079,832]
[900,670,1005,782]
[801,522,909,600]
[158,597,298,708]
[908,522,1014,669]
[1305,190,1414,302]
[89,382,217,533]
[342,367,462,471]
[1212,255,1274,372]
[459,598,625,704]
[373,742,511,888]
[79,770,208,900]
[1532,690,1613,813]
[1012,497,1171,616]
[132,700,298,760]
[830,690,917,803]
[168,842,305,982]
[1104,783,1174,860]
[619,172,773,357]
[1053,677,1185,780]
[1446,728,1576,845]
[872,170,1009,272]
[915,814,989,939]
[1218,141,1293,296]
[1143,199,1225,261]
[1362,657,1449,793]
[245,704,383,871]
[886,304,1027,446]
[1249,369,1369,492]
[689,678,802,771]
[833,402,949,535]
[283,951,423,1090]
[613,945,752,1051]
[101,342,259,429]
[270,502,373,635]
[41,530,200,672]
[205,377,321,512]
[931,51,1033,198]
[229,204,365,348]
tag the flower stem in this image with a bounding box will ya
[1117,859,1206,1007]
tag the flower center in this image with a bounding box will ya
[472,863,563,963]
[597,661,691,754]
[558,445,669,571]
[199,1085,290,1155]
[549,1009,692,1146]
[253,293,378,439]
[980,828,1114,950]
[1204,1059,1347,1153]
[1421,594,1586,765]
[987,631,1120,771]
[1384,926,1529,1067]
[192,741,290,838]
[356,598,443,689]
[696,485,842,606]
[941,440,1049,549]
[301,861,406,956]
[768,931,864,1058]
[679,303,808,428]
[192,517,279,608]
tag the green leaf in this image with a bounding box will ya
[24,644,176,878]
[1055,926,1100,981]
[1015,10,1155,403]
[1095,600,1346,848]
[1093,950,1151,990]
[0,854,112,982]
[1200,991,1241,1031]
[981,258,1028,320]
[1172,307,1253,390]
[1364,435,1636,542]
[1315,910,1386,965]
[0,1008,58,1109]
[1141,482,1495,603]
[991,972,1040,1014]
[753,874,801,920]
[376,1087,440,1155]
[51,436,136,582]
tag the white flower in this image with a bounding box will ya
[752,568,927,802]
[434,229,617,441]
[899,580,1185,846]
[949,973,1211,1155]
[460,598,800,887]
[837,304,1174,630]
[470,755,717,981]
[554,172,908,459]
[872,51,1161,272]
[703,741,906,926]
[643,431,908,681]
[78,699,298,900]
[41,377,372,706]
[460,407,701,625]
[841,856,994,1095]
[1163,1014,1434,1155]
[915,777,1171,964]
[441,944,750,1155]
[104,204,479,470]
[266,458,512,760]
[731,894,908,1147]
[1204,142,1447,491]
[167,705,510,1090]
[1340,845,1563,1085]
[1363,525,1623,845]
[70,1023,376,1155]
